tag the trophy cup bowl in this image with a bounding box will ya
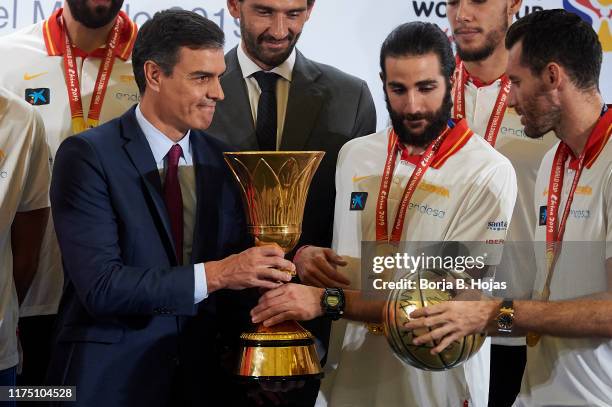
[223,151,325,381]
[383,268,486,371]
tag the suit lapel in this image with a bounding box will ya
[217,48,258,149]
[120,107,178,264]
[190,132,220,262]
[280,51,325,151]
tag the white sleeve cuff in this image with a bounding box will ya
[194,263,208,304]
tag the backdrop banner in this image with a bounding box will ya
[0,0,609,129]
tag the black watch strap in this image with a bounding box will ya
[321,288,345,321]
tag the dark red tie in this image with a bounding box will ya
[164,144,183,264]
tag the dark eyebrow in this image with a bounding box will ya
[253,4,307,13]
[387,81,406,88]
[415,79,438,87]
[188,70,212,78]
[254,5,274,12]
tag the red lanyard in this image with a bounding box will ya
[544,115,612,292]
[375,127,450,243]
[62,16,122,134]
[452,61,511,147]
[527,143,585,347]
[543,144,584,290]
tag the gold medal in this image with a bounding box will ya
[526,332,541,347]
[366,323,385,336]
[375,242,396,258]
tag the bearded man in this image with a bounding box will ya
[250,22,518,407]
[446,1,557,404]
[205,2,376,405]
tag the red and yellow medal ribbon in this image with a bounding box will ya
[62,15,123,134]
[452,60,511,147]
[527,108,612,346]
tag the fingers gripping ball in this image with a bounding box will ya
[383,269,486,371]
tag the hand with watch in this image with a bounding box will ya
[250,283,346,327]
[404,297,517,355]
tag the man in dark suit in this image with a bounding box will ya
[47,10,293,406]
[206,4,376,402]
[209,0,376,254]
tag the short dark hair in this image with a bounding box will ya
[505,9,602,91]
[132,9,225,94]
[380,22,455,81]
[238,0,315,5]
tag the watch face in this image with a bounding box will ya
[498,314,513,330]
[326,295,339,308]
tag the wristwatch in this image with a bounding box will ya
[321,288,345,321]
[496,299,515,334]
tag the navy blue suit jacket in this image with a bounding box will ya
[47,106,250,406]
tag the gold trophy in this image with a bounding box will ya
[223,151,325,381]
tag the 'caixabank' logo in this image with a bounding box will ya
[564,0,612,52]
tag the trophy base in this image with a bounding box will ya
[236,320,323,381]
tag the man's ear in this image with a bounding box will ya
[305,0,316,21]
[144,60,164,93]
[508,0,523,17]
[227,0,241,19]
[541,62,562,91]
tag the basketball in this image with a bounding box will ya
[383,268,486,371]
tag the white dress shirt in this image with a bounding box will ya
[237,42,296,149]
[135,104,208,304]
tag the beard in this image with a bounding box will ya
[515,83,560,139]
[386,88,453,148]
[65,0,124,29]
[241,18,301,68]
[521,101,560,139]
[455,11,507,62]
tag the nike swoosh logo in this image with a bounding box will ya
[352,175,371,183]
[23,72,48,81]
